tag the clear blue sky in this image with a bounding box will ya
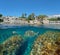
[0,0,60,17]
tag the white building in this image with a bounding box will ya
[48,14,60,18]
[3,16,17,24]
[43,19,60,24]
[49,21,60,24]
[3,16,28,25]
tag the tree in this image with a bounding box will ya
[0,14,3,22]
[0,14,2,17]
[28,13,35,20]
[0,19,3,22]
[38,15,48,23]
[31,13,35,20]
[57,17,60,20]
[21,13,27,18]
[24,13,27,18]
[38,15,47,20]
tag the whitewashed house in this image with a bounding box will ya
[3,16,28,25]
[3,16,17,24]
[49,21,60,24]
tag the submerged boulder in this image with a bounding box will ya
[0,35,24,55]
[12,31,17,34]
[24,30,38,37]
[30,31,60,55]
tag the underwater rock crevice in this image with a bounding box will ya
[15,40,28,55]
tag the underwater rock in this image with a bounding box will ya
[24,30,38,37]
[0,35,24,55]
[0,44,3,55]
[55,48,60,55]
[30,31,60,55]
[12,31,17,34]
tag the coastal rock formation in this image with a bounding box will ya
[0,35,24,55]
[30,31,60,55]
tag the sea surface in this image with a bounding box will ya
[0,24,60,55]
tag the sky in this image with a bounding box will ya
[0,0,60,17]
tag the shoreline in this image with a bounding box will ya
[0,24,60,29]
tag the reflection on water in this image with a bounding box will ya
[43,24,60,29]
[0,24,60,29]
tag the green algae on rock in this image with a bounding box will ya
[30,31,60,55]
[0,35,24,55]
